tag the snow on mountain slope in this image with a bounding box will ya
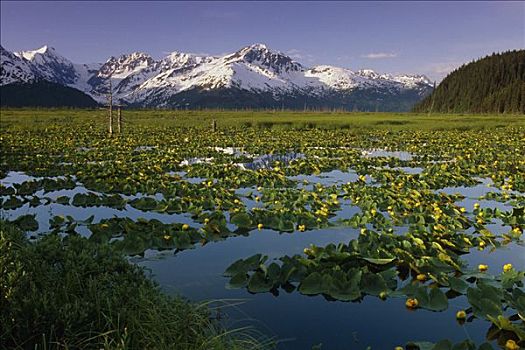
[1,45,37,84]
[1,43,433,108]
[129,44,315,101]
[15,45,80,85]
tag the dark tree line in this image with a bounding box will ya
[413,50,525,114]
[0,81,98,108]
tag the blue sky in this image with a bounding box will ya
[1,1,523,81]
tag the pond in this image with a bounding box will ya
[1,126,524,350]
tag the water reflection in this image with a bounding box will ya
[138,226,494,349]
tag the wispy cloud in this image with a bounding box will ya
[161,50,211,57]
[286,48,316,63]
[418,60,465,82]
[431,63,461,74]
[362,52,398,59]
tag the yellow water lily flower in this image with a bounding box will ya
[298,224,306,232]
[204,218,210,224]
[405,298,419,309]
[416,274,427,282]
[182,224,189,231]
[505,339,520,350]
[257,223,263,231]
[503,263,513,273]
[460,207,466,213]
[456,310,467,320]
[474,203,480,209]
[478,264,488,272]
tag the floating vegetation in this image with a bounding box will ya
[1,111,524,348]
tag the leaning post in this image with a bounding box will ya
[117,105,122,134]
[107,79,113,135]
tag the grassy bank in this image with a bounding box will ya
[0,221,271,350]
[1,109,524,131]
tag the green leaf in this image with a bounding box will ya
[247,271,273,293]
[230,212,252,228]
[424,288,448,312]
[328,270,362,301]
[362,257,395,265]
[361,273,388,296]
[448,276,469,294]
[299,272,328,295]
[227,273,248,289]
[12,214,39,232]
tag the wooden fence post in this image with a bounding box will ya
[108,80,113,135]
[117,105,122,134]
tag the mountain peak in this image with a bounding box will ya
[16,45,58,61]
[35,45,51,54]
[248,43,268,50]
[228,43,303,74]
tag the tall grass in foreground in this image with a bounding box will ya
[0,221,273,350]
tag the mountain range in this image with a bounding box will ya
[1,43,433,110]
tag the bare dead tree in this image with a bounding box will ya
[107,79,113,135]
[117,105,122,134]
[428,80,437,116]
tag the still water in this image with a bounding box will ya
[1,167,523,349]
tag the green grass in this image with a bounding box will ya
[0,221,272,350]
[1,108,524,131]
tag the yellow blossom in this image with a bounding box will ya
[505,340,520,350]
[416,274,427,282]
[456,310,467,320]
[478,264,488,272]
[504,263,513,273]
[405,298,419,309]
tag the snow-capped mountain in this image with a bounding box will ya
[0,43,433,111]
[1,45,38,84]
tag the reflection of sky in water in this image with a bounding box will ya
[289,169,359,189]
[361,149,414,161]
[2,168,524,348]
[138,227,494,349]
